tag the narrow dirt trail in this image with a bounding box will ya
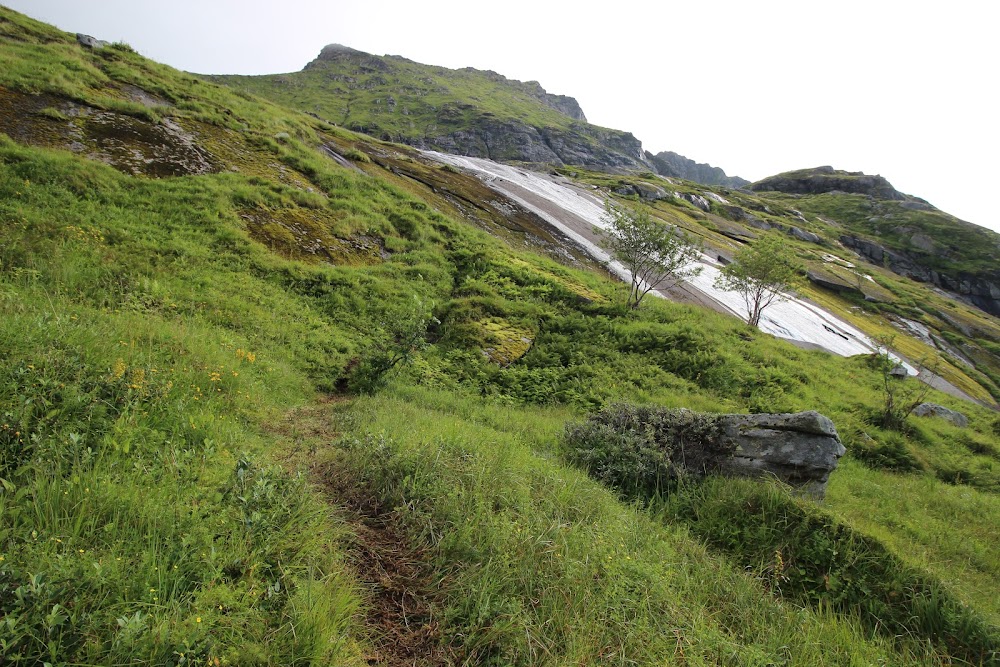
[270,401,456,667]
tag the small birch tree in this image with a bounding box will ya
[714,234,798,327]
[599,199,703,310]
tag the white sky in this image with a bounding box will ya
[7,0,1000,233]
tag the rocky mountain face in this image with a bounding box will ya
[839,234,1000,317]
[751,166,1000,318]
[647,150,749,188]
[211,46,758,184]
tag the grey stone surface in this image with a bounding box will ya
[806,270,862,295]
[711,411,846,498]
[750,166,906,200]
[841,235,1000,317]
[912,403,969,427]
[76,34,107,49]
[789,226,822,244]
[646,150,749,188]
[680,193,712,211]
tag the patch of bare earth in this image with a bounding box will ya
[272,401,455,667]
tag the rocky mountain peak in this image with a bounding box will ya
[646,151,748,188]
[316,43,363,58]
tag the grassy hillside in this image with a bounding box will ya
[2,6,1000,665]
[205,46,648,170]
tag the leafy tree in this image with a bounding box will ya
[714,234,798,327]
[599,199,703,309]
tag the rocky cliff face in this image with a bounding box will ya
[840,235,1000,316]
[647,150,749,188]
[750,166,907,200]
[749,165,1000,319]
[425,117,646,169]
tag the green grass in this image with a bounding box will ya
[828,459,1000,625]
[323,387,925,665]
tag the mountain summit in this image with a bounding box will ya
[208,45,650,170]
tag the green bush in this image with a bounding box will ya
[562,403,722,498]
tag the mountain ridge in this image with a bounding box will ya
[206,45,745,186]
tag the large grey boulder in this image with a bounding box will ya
[712,411,846,497]
[76,34,107,49]
[911,403,968,427]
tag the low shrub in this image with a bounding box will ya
[562,403,722,498]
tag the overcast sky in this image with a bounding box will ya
[7,0,1000,233]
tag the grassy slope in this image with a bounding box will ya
[205,49,638,163]
[202,28,1000,403]
[208,53,573,137]
[1,6,1000,665]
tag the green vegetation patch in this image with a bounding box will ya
[667,478,1000,664]
[478,317,534,366]
[320,387,915,665]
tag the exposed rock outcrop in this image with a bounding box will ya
[76,33,107,49]
[807,270,863,297]
[613,182,670,201]
[646,150,749,188]
[534,89,587,121]
[750,166,908,200]
[424,119,647,169]
[712,411,846,497]
[840,235,1000,316]
[679,193,712,211]
[296,45,646,171]
[789,226,822,244]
